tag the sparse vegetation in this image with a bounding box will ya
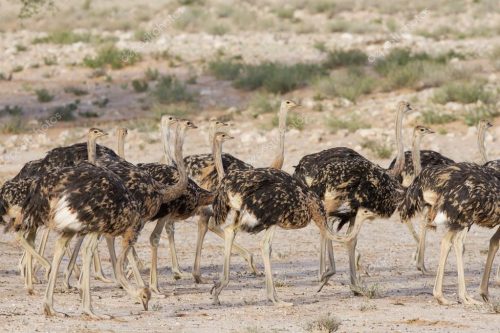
[1,116,28,134]
[35,88,54,103]
[43,56,58,66]
[51,103,77,121]
[327,115,370,133]
[12,65,24,73]
[463,105,499,126]
[361,140,392,159]
[79,111,99,118]
[306,315,341,333]
[433,82,494,104]
[152,75,195,104]
[152,104,196,119]
[83,44,141,69]
[350,283,381,298]
[421,110,457,125]
[249,93,278,117]
[323,49,368,69]
[92,97,109,108]
[132,79,149,93]
[315,67,374,102]
[0,105,23,117]
[145,68,160,81]
[33,31,91,44]
[64,86,88,96]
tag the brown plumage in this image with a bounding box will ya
[11,128,150,318]
[184,118,252,192]
[399,162,499,305]
[138,115,255,289]
[211,101,370,306]
[293,101,413,288]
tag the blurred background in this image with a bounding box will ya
[0,0,498,172]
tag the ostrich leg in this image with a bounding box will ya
[64,236,84,290]
[193,209,211,284]
[415,219,429,274]
[80,233,111,319]
[433,230,454,305]
[479,226,500,302]
[16,231,51,274]
[453,228,480,305]
[164,219,189,280]
[211,211,238,305]
[149,219,167,294]
[261,225,292,307]
[43,233,73,317]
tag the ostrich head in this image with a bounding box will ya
[281,99,299,112]
[479,119,493,129]
[397,101,412,113]
[357,207,377,222]
[88,128,108,140]
[116,127,128,138]
[414,125,435,136]
[179,119,197,130]
[209,117,231,129]
[214,131,234,143]
[137,287,152,311]
[161,115,178,128]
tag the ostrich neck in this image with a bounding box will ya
[117,135,125,159]
[87,136,97,164]
[208,122,217,147]
[477,124,488,164]
[212,139,225,183]
[388,107,405,177]
[411,132,422,176]
[161,123,173,165]
[162,125,188,202]
[270,105,288,169]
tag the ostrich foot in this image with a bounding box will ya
[43,304,69,318]
[459,294,481,305]
[434,294,454,306]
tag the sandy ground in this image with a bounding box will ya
[0,125,499,333]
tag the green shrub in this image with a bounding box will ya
[43,56,58,66]
[234,62,323,94]
[305,315,341,333]
[249,93,278,117]
[12,65,24,73]
[145,68,159,81]
[0,105,23,116]
[272,112,306,130]
[1,116,27,134]
[83,45,141,69]
[79,111,99,118]
[421,110,456,125]
[433,82,494,104]
[64,86,88,96]
[52,103,77,121]
[323,49,368,69]
[152,75,195,104]
[463,105,499,126]
[315,67,374,102]
[327,114,370,133]
[208,59,244,81]
[35,88,54,103]
[361,139,392,159]
[33,31,91,44]
[92,97,109,108]
[132,79,149,93]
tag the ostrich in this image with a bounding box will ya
[24,116,189,291]
[141,116,256,285]
[400,162,499,305]
[210,128,375,306]
[294,101,413,289]
[9,128,151,318]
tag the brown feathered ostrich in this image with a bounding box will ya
[400,162,499,305]
[63,127,132,289]
[151,116,257,283]
[10,128,151,318]
[293,101,412,290]
[210,100,374,306]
